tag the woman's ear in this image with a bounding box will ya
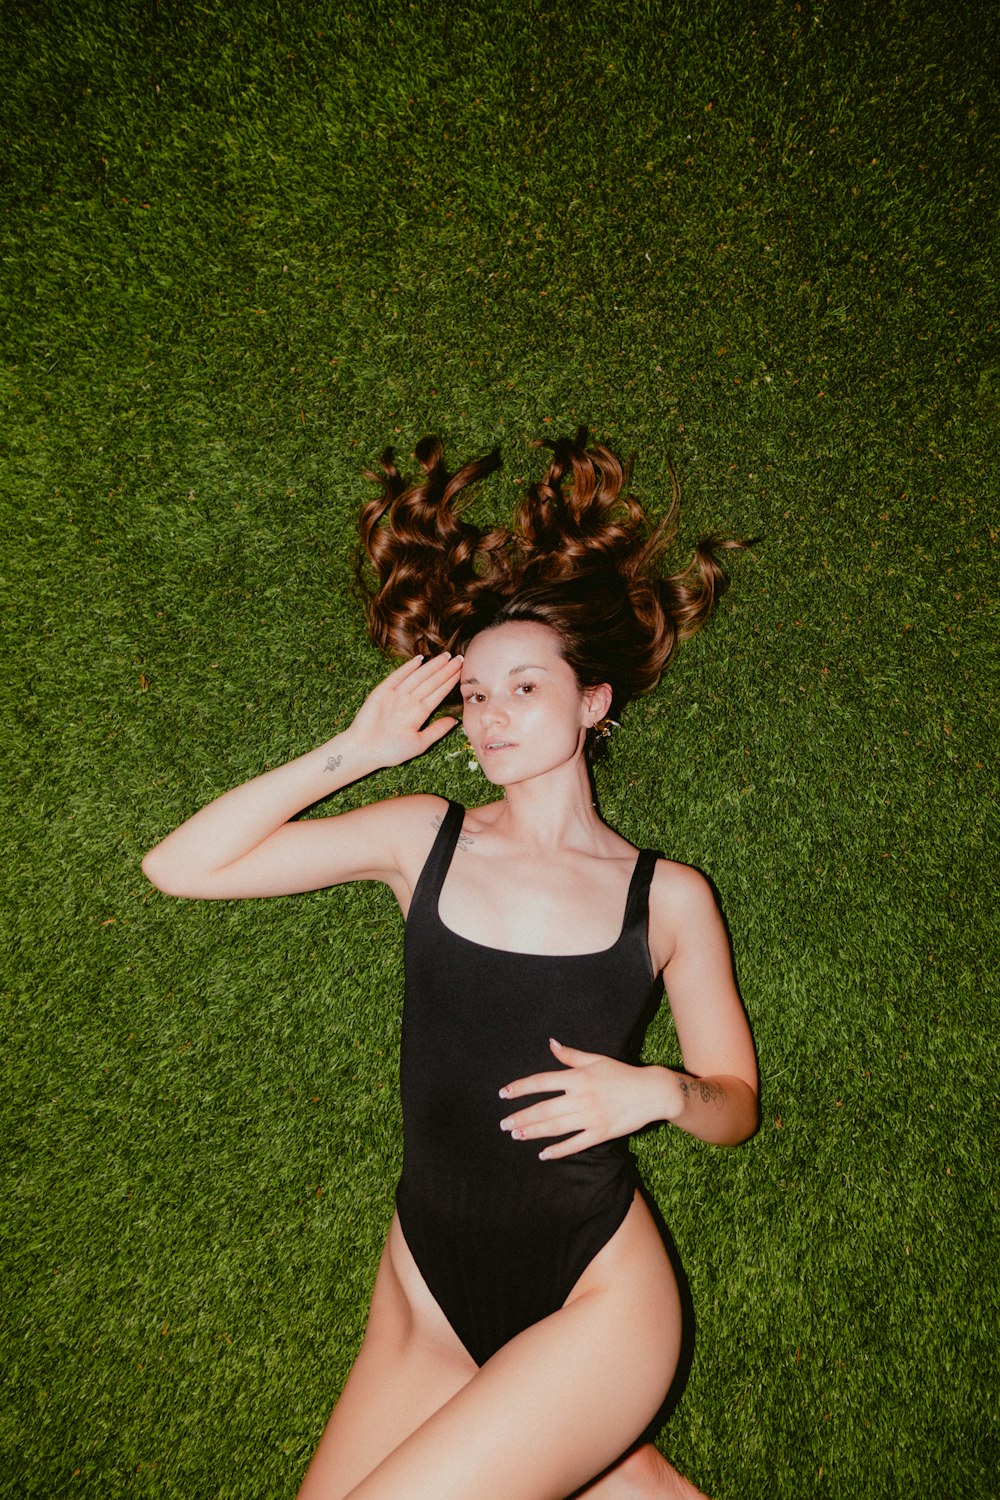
[583,683,614,725]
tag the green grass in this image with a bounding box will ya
[2,0,996,1495]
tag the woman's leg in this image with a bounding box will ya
[297,1221,478,1499]
[333,1195,685,1500]
[573,1444,709,1500]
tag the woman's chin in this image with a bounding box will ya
[478,765,508,786]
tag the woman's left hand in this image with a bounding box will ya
[498,1038,672,1160]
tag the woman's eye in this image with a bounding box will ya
[515,682,536,695]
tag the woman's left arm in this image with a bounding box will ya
[498,863,758,1156]
[644,860,760,1146]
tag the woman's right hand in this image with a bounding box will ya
[345,652,463,767]
[142,652,464,900]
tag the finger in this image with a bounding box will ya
[419,715,460,747]
[501,1105,585,1143]
[500,1098,581,1135]
[408,667,463,717]
[413,651,463,684]
[390,653,458,699]
[420,661,464,707]
[499,1070,569,1101]
[386,653,427,684]
[548,1037,601,1066]
[504,1116,584,1144]
[538,1132,593,1162]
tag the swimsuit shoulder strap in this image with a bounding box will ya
[408,799,466,918]
[621,848,663,939]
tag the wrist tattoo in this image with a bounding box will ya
[323,754,343,774]
[680,1077,725,1107]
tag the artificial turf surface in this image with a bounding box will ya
[1,1,996,1495]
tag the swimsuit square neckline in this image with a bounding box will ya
[430,805,654,964]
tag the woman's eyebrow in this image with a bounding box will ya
[462,664,549,685]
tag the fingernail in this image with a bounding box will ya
[500,1118,511,1131]
[498,1086,510,1099]
[512,1129,525,1141]
[538,1150,551,1161]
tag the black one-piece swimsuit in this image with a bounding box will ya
[396,800,665,1367]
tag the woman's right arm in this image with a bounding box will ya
[141,653,463,900]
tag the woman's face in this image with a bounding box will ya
[459,621,610,787]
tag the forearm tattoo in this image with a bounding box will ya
[323,754,343,774]
[680,1077,726,1108]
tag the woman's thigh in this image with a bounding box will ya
[297,1218,478,1499]
[338,1194,681,1500]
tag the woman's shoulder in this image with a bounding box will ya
[646,857,720,972]
[369,791,454,846]
[329,790,454,866]
[648,856,719,916]
[345,792,455,906]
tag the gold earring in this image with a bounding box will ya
[592,717,619,740]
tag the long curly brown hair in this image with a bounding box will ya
[357,427,743,731]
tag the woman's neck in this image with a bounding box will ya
[490,760,605,853]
